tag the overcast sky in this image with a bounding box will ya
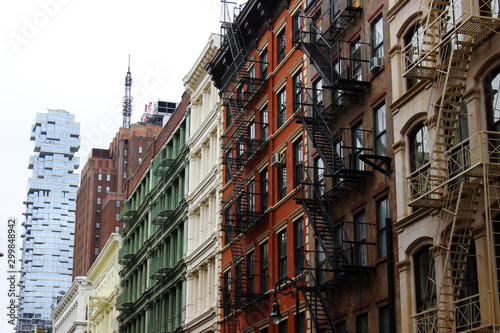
[0,0,241,330]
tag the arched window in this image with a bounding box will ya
[409,123,429,172]
[414,245,436,313]
[484,69,500,132]
[403,24,423,90]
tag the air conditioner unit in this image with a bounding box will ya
[271,153,286,167]
[369,57,383,71]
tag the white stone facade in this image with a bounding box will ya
[388,0,500,331]
[87,233,121,333]
[183,33,221,333]
[51,277,92,333]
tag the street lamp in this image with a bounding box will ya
[270,277,300,332]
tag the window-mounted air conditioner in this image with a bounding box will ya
[369,57,383,72]
[271,153,286,167]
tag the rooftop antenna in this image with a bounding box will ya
[122,55,133,128]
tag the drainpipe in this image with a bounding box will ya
[386,217,396,333]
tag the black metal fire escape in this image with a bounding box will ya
[218,3,271,333]
[292,1,390,331]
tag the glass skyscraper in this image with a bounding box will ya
[18,110,80,333]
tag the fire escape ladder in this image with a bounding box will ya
[435,180,480,330]
[300,250,338,333]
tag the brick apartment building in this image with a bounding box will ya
[73,123,162,279]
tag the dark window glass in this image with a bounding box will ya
[356,313,368,332]
[261,49,268,78]
[260,168,268,211]
[293,70,303,111]
[414,245,436,312]
[247,252,255,295]
[294,218,304,275]
[379,306,390,333]
[354,211,367,266]
[260,242,269,293]
[410,124,429,172]
[293,12,302,43]
[351,38,362,80]
[377,197,389,258]
[278,164,287,200]
[374,103,387,156]
[278,229,287,279]
[278,89,287,128]
[372,16,384,58]
[277,30,286,63]
[294,139,303,187]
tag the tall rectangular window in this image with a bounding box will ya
[223,270,231,317]
[116,200,121,207]
[247,252,255,295]
[313,79,323,113]
[278,229,287,279]
[278,320,288,333]
[139,146,143,153]
[374,103,387,156]
[294,218,304,276]
[261,106,269,140]
[261,49,268,78]
[97,198,101,205]
[356,313,368,332]
[379,305,390,333]
[353,122,364,170]
[294,139,303,187]
[293,11,302,42]
[293,70,303,111]
[235,263,243,306]
[372,16,384,58]
[97,186,102,193]
[116,213,120,221]
[278,88,286,128]
[260,242,269,293]
[351,38,362,81]
[278,164,287,201]
[224,206,232,245]
[226,105,234,126]
[277,30,286,63]
[260,168,269,211]
[106,174,111,181]
[98,173,102,181]
[106,186,110,193]
[314,157,325,196]
[248,180,255,214]
[377,197,389,258]
[355,211,367,266]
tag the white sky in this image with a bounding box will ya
[0,0,243,330]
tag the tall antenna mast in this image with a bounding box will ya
[122,55,133,128]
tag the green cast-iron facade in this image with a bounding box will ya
[118,108,190,333]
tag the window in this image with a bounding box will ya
[458,241,480,331]
[335,321,347,333]
[293,70,303,111]
[353,122,364,170]
[96,222,100,229]
[278,319,287,333]
[116,213,120,221]
[294,218,304,276]
[278,88,287,128]
[226,104,234,126]
[98,173,102,181]
[314,157,325,196]
[235,262,243,306]
[247,252,255,295]
[248,66,255,94]
[106,174,111,181]
[414,245,436,312]
[223,270,231,317]
[374,103,387,156]
[278,229,287,279]
[94,247,99,255]
[260,168,268,211]
[277,30,286,63]
[138,158,142,164]
[372,16,384,58]
[97,186,101,193]
[485,70,500,131]
[115,226,120,233]
[410,123,429,172]
[96,209,100,216]
[351,38,362,80]
[313,79,323,113]
[293,11,302,43]
[97,198,101,205]
[379,305,390,333]
[248,180,255,213]
[225,151,233,183]
[224,206,232,245]
[124,160,128,167]
[116,200,121,207]
[124,149,127,156]
[278,163,287,201]
[377,197,389,258]
[139,146,143,153]
[354,211,367,266]
[294,139,303,187]
[356,313,368,332]
[404,24,423,89]
[260,241,269,293]
[123,172,127,179]
[95,235,99,242]
[297,311,306,333]
[261,106,269,140]
[123,184,126,192]
[106,186,110,193]
[261,49,268,78]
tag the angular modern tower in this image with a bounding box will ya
[18,110,80,333]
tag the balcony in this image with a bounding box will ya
[120,200,137,223]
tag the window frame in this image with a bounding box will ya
[278,162,287,201]
[354,210,367,266]
[377,197,389,258]
[260,168,269,211]
[261,49,268,79]
[371,15,384,58]
[374,103,387,156]
[278,229,287,279]
[277,29,286,64]
[293,70,303,112]
[293,139,303,187]
[294,218,304,276]
[260,241,269,293]
[278,88,287,128]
